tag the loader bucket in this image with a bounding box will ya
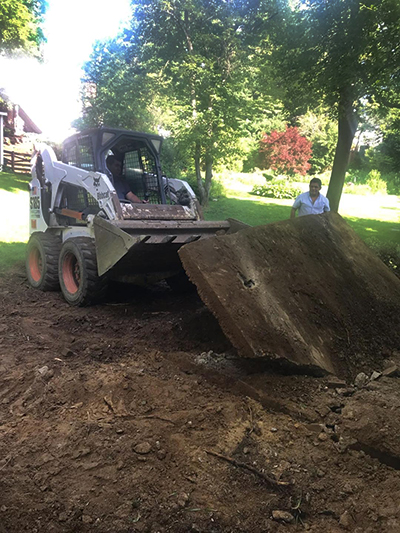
[93,216,248,282]
[179,212,400,377]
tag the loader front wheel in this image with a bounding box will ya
[59,238,108,306]
[26,232,61,291]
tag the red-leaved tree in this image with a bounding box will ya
[259,126,312,176]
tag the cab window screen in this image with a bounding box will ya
[66,145,78,166]
[124,149,161,204]
[78,136,95,170]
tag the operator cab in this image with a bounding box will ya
[62,127,166,205]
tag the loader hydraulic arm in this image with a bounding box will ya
[37,145,121,221]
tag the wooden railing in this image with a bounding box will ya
[3,149,32,174]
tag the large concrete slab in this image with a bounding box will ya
[179,213,400,377]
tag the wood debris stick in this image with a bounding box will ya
[0,454,12,471]
[205,450,290,491]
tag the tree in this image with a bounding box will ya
[80,0,281,205]
[131,0,281,205]
[77,36,160,133]
[259,126,312,175]
[271,0,400,212]
[297,108,337,174]
[0,0,46,54]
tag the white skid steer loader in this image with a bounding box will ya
[26,127,246,305]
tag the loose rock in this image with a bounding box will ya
[272,510,294,523]
[354,373,368,388]
[133,442,152,455]
[339,510,353,529]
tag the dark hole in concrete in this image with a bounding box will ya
[238,271,255,289]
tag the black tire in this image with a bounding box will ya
[26,232,61,291]
[166,271,196,294]
[58,238,108,306]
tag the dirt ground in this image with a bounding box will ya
[1,264,400,533]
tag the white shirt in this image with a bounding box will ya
[292,192,330,217]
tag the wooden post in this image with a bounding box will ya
[0,112,7,171]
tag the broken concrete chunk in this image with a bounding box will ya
[305,423,324,433]
[37,365,49,376]
[326,378,347,389]
[370,371,381,381]
[354,373,368,388]
[381,365,399,377]
[179,213,400,377]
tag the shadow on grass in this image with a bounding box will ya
[0,171,30,193]
[204,196,290,226]
[0,242,26,275]
[345,216,400,244]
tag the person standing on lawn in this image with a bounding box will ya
[290,177,330,219]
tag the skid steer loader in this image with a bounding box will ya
[26,126,246,306]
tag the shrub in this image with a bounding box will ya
[259,126,312,176]
[386,172,400,195]
[251,178,302,200]
[346,169,370,185]
[366,170,387,194]
[366,239,400,279]
[182,174,226,200]
[298,108,337,174]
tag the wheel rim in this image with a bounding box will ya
[62,252,80,294]
[29,247,42,282]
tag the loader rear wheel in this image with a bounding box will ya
[26,232,61,291]
[59,238,108,306]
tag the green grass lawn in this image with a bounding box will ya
[205,185,400,244]
[0,170,399,273]
[0,171,31,272]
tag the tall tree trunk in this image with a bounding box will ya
[203,153,213,207]
[195,140,206,205]
[327,88,358,212]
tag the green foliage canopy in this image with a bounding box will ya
[0,0,46,54]
[272,0,400,211]
[80,0,282,205]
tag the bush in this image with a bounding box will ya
[251,178,302,200]
[366,239,400,279]
[182,174,226,200]
[366,170,387,194]
[209,178,226,199]
[346,169,370,185]
[386,172,400,195]
[298,108,337,174]
[259,126,312,176]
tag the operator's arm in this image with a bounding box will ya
[126,191,147,204]
[290,207,297,219]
